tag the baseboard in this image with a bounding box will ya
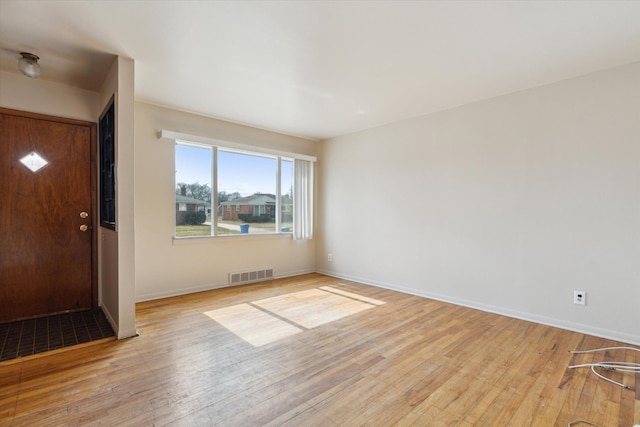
[136,281,229,303]
[316,269,640,347]
[135,268,316,303]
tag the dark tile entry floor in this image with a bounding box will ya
[0,308,115,362]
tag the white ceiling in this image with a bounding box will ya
[1,1,639,140]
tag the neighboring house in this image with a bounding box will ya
[220,194,292,221]
[176,194,208,225]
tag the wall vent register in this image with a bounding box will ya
[229,268,274,286]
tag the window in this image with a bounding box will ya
[99,97,115,229]
[171,134,314,239]
[280,159,293,232]
[178,203,187,212]
[218,149,277,235]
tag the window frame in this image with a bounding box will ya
[167,130,315,240]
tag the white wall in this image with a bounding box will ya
[0,71,98,121]
[134,102,318,301]
[97,57,137,339]
[116,57,137,338]
[317,62,640,345]
[97,58,120,335]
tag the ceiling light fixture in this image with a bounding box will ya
[18,52,41,78]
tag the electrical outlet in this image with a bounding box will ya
[573,290,586,305]
[327,253,333,262]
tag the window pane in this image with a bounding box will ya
[175,144,212,237]
[218,150,276,235]
[280,159,293,232]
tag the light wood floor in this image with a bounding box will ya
[1,273,638,426]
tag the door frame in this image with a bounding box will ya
[1,107,99,309]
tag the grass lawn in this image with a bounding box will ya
[175,224,239,237]
[176,221,292,237]
[218,220,293,231]
[175,225,210,237]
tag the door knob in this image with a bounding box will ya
[80,225,88,232]
[80,212,88,218]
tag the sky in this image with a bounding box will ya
[176,144,293,197]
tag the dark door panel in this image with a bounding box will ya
[0,111,94,323]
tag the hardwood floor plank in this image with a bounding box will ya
[265,404,339,427]
[1,273,637,426]
[310,376,414,425]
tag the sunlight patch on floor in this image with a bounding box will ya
[204,286,385,347]
[319,285,386,306]
[204,303,303,347]
[253,288,381,329]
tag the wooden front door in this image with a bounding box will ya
[0,109,96,323]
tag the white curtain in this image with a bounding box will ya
[293,159,314,240]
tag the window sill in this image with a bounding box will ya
[172,232,293,245]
